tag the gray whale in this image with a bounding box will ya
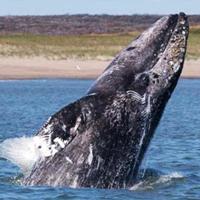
[23,13,189,188]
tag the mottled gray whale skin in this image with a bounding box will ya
[23,13,189,188]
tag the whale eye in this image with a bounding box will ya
[130,73,150,95]
[38,145,42,149]
[49,147,51,150]
[138,73,149,86]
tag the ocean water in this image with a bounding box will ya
[0,79,199,200]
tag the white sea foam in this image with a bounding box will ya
[0,136,52,175]
[130,172,184,191]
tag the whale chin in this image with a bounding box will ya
[9,13,188,189]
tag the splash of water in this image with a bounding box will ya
[0,136,52,175]
[130,172,184,191]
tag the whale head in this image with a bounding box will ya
[20,13,189,188]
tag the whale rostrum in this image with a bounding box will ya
[23,13,189,188]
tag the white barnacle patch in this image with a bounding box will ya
[180,47,185,53]
[46,116,52,123]
[182,31,186,35]
[65,156,73,164]
[48,137,67,156]
[163,69,167,74]
[87,145,93,165]
[172,62,180,73]
[74,117,81,132]
[62,124,67,132]
[53,137,65,149]
[179,58,183,63]
[169,61,174,66]
[43,124,54,134]
[70,116,81,133]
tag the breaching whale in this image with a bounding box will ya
[1,13,189,189]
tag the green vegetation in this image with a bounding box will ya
[187,26,200,59]
[0,33,139,60]
[0,28,199,60]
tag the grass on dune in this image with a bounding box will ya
[0,33,139,60]
[187,26,200,59]
[0,28,199,60]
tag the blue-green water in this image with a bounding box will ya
[0,79,199,200]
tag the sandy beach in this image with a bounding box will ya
[0,57,199,80]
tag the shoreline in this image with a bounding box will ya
[0,76,199,81]
[0,57,199,80]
